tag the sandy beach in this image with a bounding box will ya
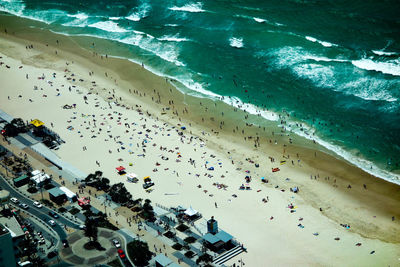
[0,14,400,266]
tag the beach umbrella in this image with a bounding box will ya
[30,119,44,127]
[116,166,125,172]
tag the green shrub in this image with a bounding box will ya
[176,224,189,232]
[172,243,182,251]
[184,236,196,243]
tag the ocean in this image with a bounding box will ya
[1,0,399,184]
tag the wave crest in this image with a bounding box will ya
[169,2,205,13]
[126,1,151,21]
[88,21,128,33]
[351,58,400,77]
[305,36,337,47]
[229,37,244,48]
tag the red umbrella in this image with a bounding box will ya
[116,166,125,172]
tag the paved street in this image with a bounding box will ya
[0,175,81,241]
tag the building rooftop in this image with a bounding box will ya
[0,223,9,236]
[13,174,29,182]
[48,187,66,197]
[203,230,233,244]
[0,217,24,238]
[154,254,173,266]
[59,186,76,198]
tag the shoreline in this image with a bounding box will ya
[50,24,400,186]
[3,11,399,185]
[0,13,400,266]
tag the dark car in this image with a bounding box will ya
[142,182,154,189]
[62,239,69,248]
[19,203,29,209]
[47,251,58,259]
[48,211,59,219]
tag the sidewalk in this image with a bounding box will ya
[0,137,186,266]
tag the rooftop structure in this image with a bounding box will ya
[0,223,17,267]
[60,186,77,202]
[0,215,24,239]
[154,254,181,267]
[48,187,67,204]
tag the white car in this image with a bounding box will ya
[112,239,121,248]
[10,197,19,204]
[33,201,42,208]
[48,220,56,226]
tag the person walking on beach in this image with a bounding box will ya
[215,202,218,208]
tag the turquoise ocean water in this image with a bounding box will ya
[1,0,399,184]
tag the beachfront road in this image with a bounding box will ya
[0,175,81,240]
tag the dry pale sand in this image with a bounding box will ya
[0,15,400,266]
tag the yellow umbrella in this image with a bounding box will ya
[30,119,44,127]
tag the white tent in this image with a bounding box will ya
[31,173,50,186]
[126,173,138,182]
[31,169,41,176]
[184,206,198,216]
[60,186,77,202]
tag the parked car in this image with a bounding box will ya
[62,239,69,248]
[118,249,126,259]
[10,197,19,204]
[48,220,56,226]
[48,211,59,219]
[19,203,29,209]
[33,201,42,208]
[47,251,58,259]
[112,239,121,248]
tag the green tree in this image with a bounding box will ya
[85,171,110,191]
[84,209,98,243]
[196,253,213,265]
[127,240,153,267]
[142,199,155,221]
[109,182,132,204]
[11,118,27,132]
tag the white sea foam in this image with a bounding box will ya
[293,63,335,88]
[158,35,190,42]
[305,36,336,47]
[169,2,205,13]
[341,78,398,102]
[253,17,266,23]
[126,2,151,21]
[67,12,88,20]
[120,33,185,66]
[268,46,398,102]
[88,21,128,33]
[109,17,121,21]
[234,14,283,26]
[351,58,400,76]
[229,37,244,48]
[222,96,278,121]
[164,24,179,27]
[304,55,347,63]
[0,0,25,17]
[0,1,68,25]
[372,50,397,56]
[62,12,89,27]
